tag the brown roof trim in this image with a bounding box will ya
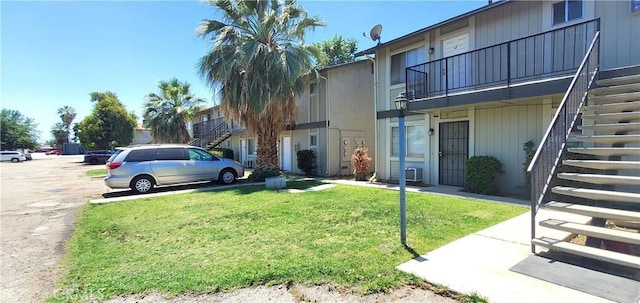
[354,0,511,57]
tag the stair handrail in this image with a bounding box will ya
[189,120,230,148]
[526,29,600,253]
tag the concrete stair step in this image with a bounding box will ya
[532,237,640,269]
[577,122,640,134]
[591,82,640,95]
[581,111,640,122]
[588,92,639,105]
[571,134,640,144]
[557,173,640,185]
[551,186,640,203]
[583,101,640,113]
[545,201,640,222]
[596,74,640,87]
[568,147,640,156]
[563,159,640,170]
[540,219,640,245]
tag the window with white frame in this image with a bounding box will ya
[390,47,426,85]
[310,134,318,148]
[553,0,582,25]
[391,125,426,157]
[309,82,318,122]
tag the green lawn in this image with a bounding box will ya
[52,181,526,302]
[85,168,107,177]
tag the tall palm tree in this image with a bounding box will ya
[56,106,76,144]
[143,78,206,144]
[196,0,324,175]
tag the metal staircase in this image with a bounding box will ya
[531,72,640,270]
[189,120,233,149]
[528,27,640,271]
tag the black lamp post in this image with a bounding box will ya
[394,92,408,245]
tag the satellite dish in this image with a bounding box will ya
[362,24,382,45]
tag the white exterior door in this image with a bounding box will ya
[443,33,470,89]
[240,139,247,165]
[282,137,291,171]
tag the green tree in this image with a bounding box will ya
[56,106,77,144]
[197,0,324,177]
[74,91,137,150]
[51,122,68,150]
[313,34,358,68]
[0,109,40,150]
[143,78,205,144]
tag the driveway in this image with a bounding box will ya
[0,153,106,303]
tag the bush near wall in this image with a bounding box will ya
[465,156,503,195]
[210,147,234,159]
[297,149,317,176]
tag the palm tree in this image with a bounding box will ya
[196,0,324,176]
[143,78,206,144]
[56,106,76,144]
[51,122,67,150]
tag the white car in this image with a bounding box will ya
[0,151,27,162]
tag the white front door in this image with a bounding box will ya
[240,139,247,165]
[443,33,470,89]
[282,137,291,171]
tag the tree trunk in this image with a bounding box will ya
[180,122,191,144]
[256,127,280,172]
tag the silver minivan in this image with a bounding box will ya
[104,144,244,193]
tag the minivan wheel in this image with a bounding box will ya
[219,169,237,185]
[11,158,19,163]
[131,176,154,194]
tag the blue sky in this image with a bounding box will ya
[1,0,487,142]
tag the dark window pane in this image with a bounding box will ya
[553,1,566,25]
[154,148,187,160]
[568,0,582,20]
[391,52,406,85]
[125,149,155,162]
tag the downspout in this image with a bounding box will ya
[365,55,378,177]
[319,73,330,177]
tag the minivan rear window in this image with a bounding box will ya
[154,148,188,160]
[125,149,155,162]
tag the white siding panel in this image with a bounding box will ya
[595,1,640,69]
[474,103,543,195]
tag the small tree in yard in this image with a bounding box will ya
[351,147,371,181]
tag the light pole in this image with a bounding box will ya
[394,92,408,245]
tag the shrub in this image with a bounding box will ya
[248,168,281,182]
[296,149,316,176]
[351,147,371,181]
[210,147,234,159]
[465,156,503,195]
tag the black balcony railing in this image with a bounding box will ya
[406,19,600,99]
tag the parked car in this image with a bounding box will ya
[0,151,27,162]
[104,144,244,194]
[84,150,113,164]
[45,150,61,155]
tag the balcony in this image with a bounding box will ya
[405,19,600,101]
[192,117,244,139]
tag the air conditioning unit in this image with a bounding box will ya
[405,167,423,182]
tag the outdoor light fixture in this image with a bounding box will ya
[394,91,408,245]
[428,128,434,136]
[428,47,435,54]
